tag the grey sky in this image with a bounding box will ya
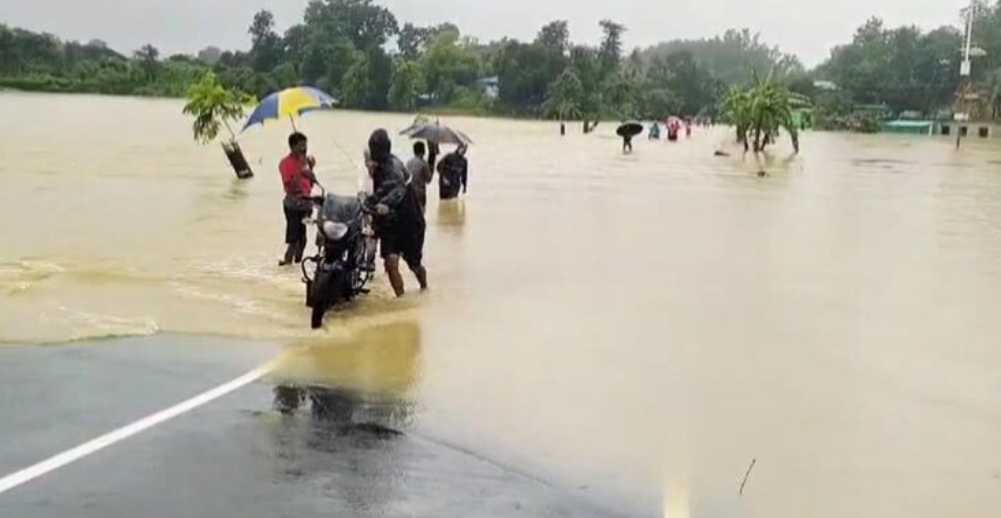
[0,0,965,66]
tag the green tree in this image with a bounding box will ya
[420,29,481,103]
[569,45,604,118]
[133,44,161,81]
[640,88,680,120]
[598,20,625,76]
[544,68,584,119]
[182,72,254,143]
[647,50,719,115]
[536,20,569,56]
[341,58,371,108]
[494,41,550,112]
[248,10,284,73]
[603,71,639,118]
[269,63,299,89]
[249,10,276,45]
[724,85,752,150]
[398,23,432,60]
[303,0,399,50]
[365,46,393,110]
[388,59,422,111]
[725,72,798,153]
[324,37,363,93]
[643,28,802,85]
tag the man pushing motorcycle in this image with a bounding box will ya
[365,129,428,297]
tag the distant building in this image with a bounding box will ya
[937,121,997,139]
[86,39,108,49]
[476,76,500,100]
[197,46,222,65]
[813,80,838,91]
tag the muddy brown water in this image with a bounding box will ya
[2,92,1000,516]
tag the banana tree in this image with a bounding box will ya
[182,73,257,179]
[732,71,800,153]
[723,86,753,151]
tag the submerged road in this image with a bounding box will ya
[0,336,633,518]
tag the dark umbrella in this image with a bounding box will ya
[616,121,644,138]
[399,115,431,136]
[401,123,473,146]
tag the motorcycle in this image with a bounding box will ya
[302,189,375,329]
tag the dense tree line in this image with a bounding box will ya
[15,0,1001,123]
[811,18,963,119]
[806,2,1001,124]
[0,0,800,120]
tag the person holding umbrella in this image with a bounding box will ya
[427,141,441,174]
[241,86,337,266]
[400,122,472,201]
[278,132,318,266]
[617,121,643,154]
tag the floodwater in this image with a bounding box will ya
[2,91,1001,517]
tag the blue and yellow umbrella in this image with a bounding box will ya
[242,86,338,131]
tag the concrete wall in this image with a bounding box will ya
[938,122,997,139]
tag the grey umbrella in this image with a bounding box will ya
[400,123,473,146]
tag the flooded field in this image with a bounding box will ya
[2,91,1000,517]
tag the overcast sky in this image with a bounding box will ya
[0,0,966,66]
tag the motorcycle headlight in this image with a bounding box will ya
[322,221,349,241]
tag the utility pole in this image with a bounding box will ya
[956,0,984,149]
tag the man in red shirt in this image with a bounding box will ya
[279,132,317,266]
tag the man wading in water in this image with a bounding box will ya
[278,132,317,266]
[437,145,468,200]
[365,129,428,296]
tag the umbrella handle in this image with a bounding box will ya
[289,115,297,132]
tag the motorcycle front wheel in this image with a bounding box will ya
[310,270,344,329]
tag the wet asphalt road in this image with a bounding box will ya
[0,337,634,518]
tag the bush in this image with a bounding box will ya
[436,86,491,116]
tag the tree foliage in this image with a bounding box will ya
[544,68,584,119]
[182,72,254,144]
[724,72,798,152]
[388,59,422,111]
[2,3,811,120]
[643,29,803,85]
[813,18,962,116]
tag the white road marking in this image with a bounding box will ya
[0,362,276,496]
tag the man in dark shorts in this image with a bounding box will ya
[278,132,317,266]
[365,129,428,297]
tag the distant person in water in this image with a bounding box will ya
[278,132,317,266]
[405,141,434,213]
[667,120,679,142]
[437,145,468,200]
[366,129,428,297]
[622,134,634,154]
[427,141,441,174]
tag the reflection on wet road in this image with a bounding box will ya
[0,336,625,518]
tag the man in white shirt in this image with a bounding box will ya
[405,141,434,213]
